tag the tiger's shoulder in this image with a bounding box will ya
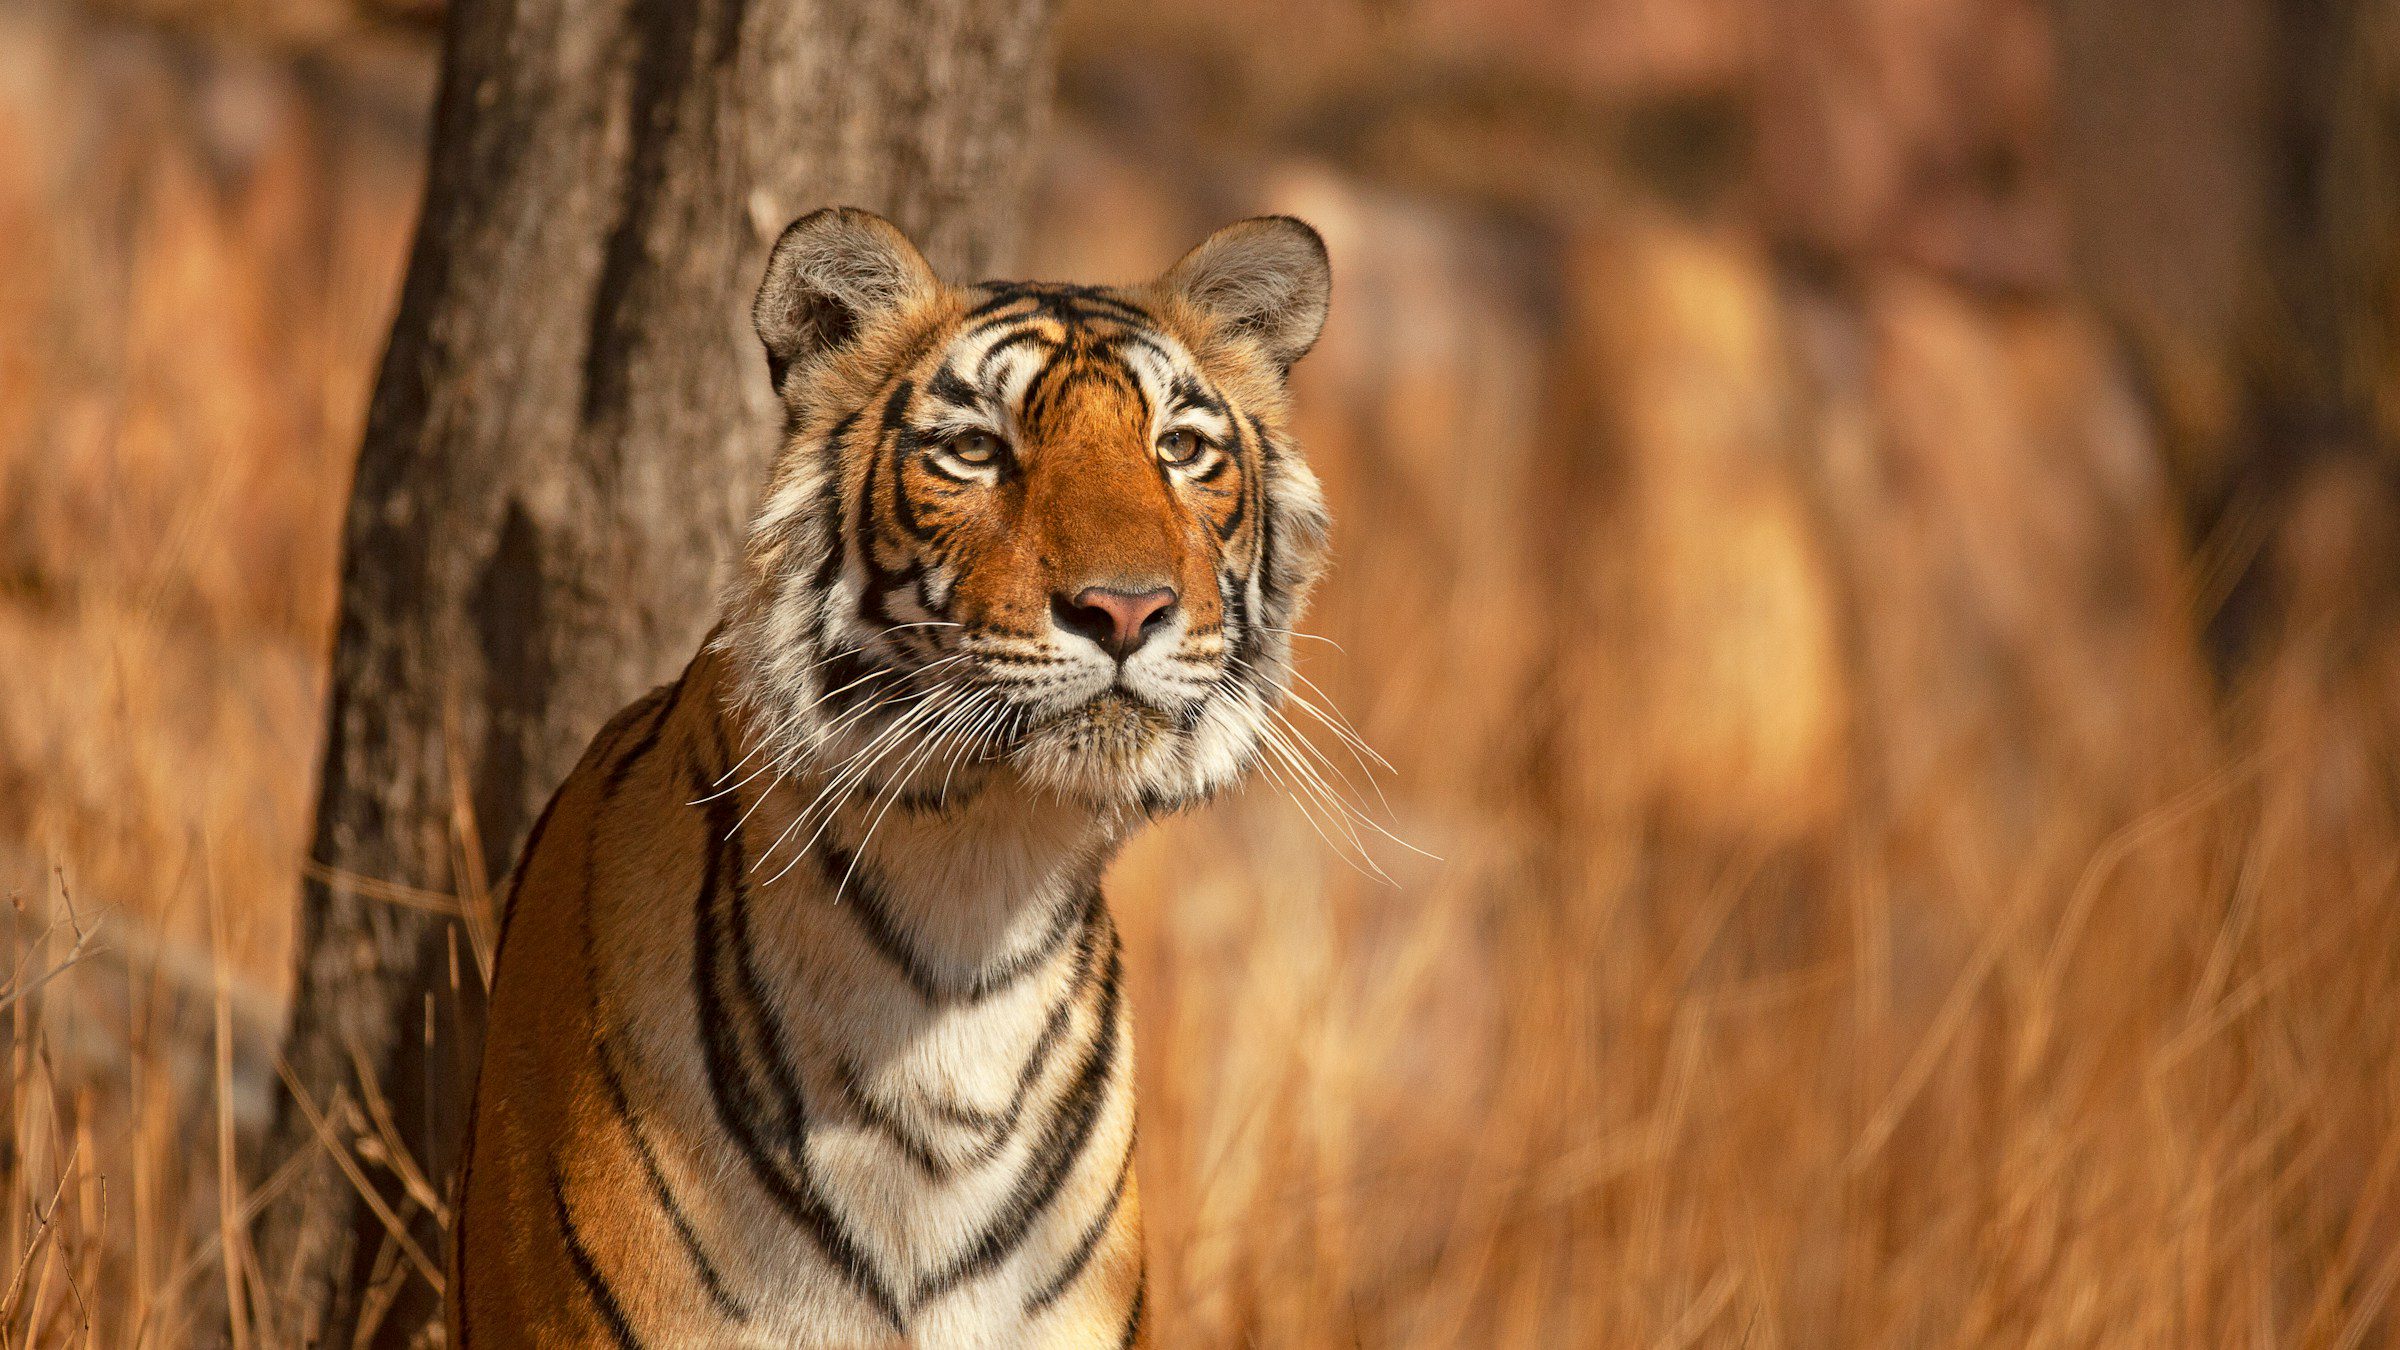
[449,659,731,1346]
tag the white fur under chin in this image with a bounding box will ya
[1003,683,1271,811]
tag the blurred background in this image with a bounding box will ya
[5,0,2400,1344]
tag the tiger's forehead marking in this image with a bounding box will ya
[916,282,1229,455]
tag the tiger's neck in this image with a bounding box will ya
[703,645,1133,1001]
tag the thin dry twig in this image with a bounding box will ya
[270,1059,444,1296]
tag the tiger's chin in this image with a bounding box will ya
[1010,689,1229,811]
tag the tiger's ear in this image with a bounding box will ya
[1160,217,1332,372]
[753,208,939,390]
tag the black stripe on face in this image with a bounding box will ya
[1112,330,1180,371]
[1014,339,1077,438]
[880,380,937,544]
[1236,413,1281,676]
[1185,438,1233,481]
[1212,421,1264,682]
[912,927,1129,1305]
[1066,289,1157,325]
[965,286,1038,321]
[1019,340,1154,449]
[552,1169,645,1350]
[1208,458,1246,542]
[853,410,933,636]
[927,360,981,412]
[806,411,864,602]
[890,768,991,815]
[1166,373,1223,420]
[1244,413,1285,604]
[691,762,904,1329]
[969,283,1154,329]
[973,327,1052,383]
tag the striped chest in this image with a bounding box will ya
[573,764,1143,1347]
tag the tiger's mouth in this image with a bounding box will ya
[1028,688,1174,750]
[1001,686,1185,801]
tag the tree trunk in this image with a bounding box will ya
[249,1,1055,1343]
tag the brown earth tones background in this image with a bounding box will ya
[6,0,2400,1344]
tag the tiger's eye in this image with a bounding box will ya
[947,431,1006,467]
[1157,429,1208,466]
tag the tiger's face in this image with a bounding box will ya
[724,209,1332,814]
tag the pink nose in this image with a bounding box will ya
[1052,585,1179,660]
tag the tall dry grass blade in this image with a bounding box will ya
[204,845,254,1350]
[269,1060,444,1296]
[139,1143,314,1350]
[342,1037,449,1225]
[0,1137,80,1349]
[443,694,497,985]
[297,862,464,918]
[1652,1270,1740,1350]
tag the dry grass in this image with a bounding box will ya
[4,3,2399,1346]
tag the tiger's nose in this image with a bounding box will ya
[1052,585,1179,661]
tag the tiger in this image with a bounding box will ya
[448,207,1334,1348]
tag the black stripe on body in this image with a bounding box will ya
[692,763,905,1328]
[552,1169,645,1350]
[830,1056,947,1176]
[913,929,1129,1305]
[580,733,747,1324]
[455,676,680,1344]
[931,889,1103,1142]
[600,675,685,795]
[1025,1137,1136,1314]
[836,891,1104,1176]
[1117,1275,1147,1349]
[590,1035,749,1321]
[817,845,1093,1004]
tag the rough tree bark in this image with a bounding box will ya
[249,1,1055,1343]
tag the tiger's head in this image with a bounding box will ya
[721,208,1333,816]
